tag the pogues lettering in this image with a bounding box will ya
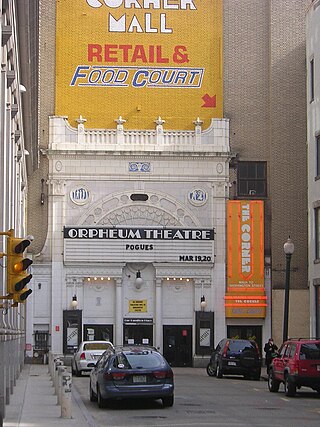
[126,244,154,250]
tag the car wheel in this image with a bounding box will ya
[216,363,223,378]
[89,381,97,402]
[97,386,107,408]
[206,363,216,377]
[284,375,296,397]
[268,370,280,392]
[162,395,174,407]
[75,364,81,377]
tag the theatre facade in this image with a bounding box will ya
[27,112,272,366]
[28,115,235,367]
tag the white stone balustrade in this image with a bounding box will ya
[49,116,230,154]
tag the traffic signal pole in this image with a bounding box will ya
[0,230,13,309]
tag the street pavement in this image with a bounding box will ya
[3,363,268,427]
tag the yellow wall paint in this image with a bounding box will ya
[55,0,223,130]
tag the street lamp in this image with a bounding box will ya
[134,271,143,289]
[71,295,78,310]
[200,295,207,311]
[283,237,294,342]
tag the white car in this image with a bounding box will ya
[71,340,114,376]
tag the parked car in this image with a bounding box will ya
[206,338,261,380]
[268,338,320,397]
[89,345,174,408]
[71,340,114,376]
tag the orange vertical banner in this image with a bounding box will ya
[226,200,265,318]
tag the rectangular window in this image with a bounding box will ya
[315,207,320,260]
[317,135,320,177]
[238,161,267,197]
[310,58,315,102]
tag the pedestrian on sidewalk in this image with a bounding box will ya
[264,338,278,375]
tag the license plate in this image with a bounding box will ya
[133,375,146,383]
[228,361,236,366]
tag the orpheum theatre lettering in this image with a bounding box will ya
[64,226,214,240]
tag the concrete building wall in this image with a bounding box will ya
[307,0,320,338]
[0,0,38,421]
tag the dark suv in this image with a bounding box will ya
[206,338,261,380]
[268,338,320,397]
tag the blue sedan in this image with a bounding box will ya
[89,345,174,408]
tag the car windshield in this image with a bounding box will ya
[228,340,255,352]
[299,343,320,360]
[83,343,111,350]
[119,351,164,369]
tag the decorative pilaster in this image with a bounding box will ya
[48,178,66,353]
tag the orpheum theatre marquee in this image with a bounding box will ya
[63,226,215,264]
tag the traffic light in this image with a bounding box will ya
[7,236,33,303]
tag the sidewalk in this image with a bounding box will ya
[3,363,98,427]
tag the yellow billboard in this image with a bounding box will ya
[55,0,223,130]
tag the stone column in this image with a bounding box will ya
[48,179,66,354]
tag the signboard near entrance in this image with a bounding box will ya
[55,0,223,130]
[129,300,147,313]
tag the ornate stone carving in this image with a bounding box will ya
[49,179,66,196]
[65,276,84,287]
[129,162,151,172]
[77,190,201,227]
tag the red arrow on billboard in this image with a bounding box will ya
[202,94,216,108]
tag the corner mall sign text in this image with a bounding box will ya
[86,0,197,34]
